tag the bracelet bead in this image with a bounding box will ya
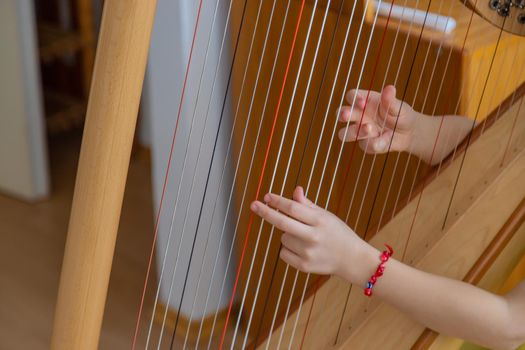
[364,244,394,297]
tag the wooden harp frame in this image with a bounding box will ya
[49,0,525,349]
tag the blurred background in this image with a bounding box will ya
[0,0,237,348]
[0,0,157,348]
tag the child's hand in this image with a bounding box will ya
[337,85,418,154]
[250,186,374,281]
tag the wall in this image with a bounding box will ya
[0,0,49,201]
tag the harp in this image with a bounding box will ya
[50,0,525,349]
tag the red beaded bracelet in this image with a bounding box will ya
[364,244,394,297]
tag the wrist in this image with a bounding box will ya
[407,112,429,160]
[339,241,380,286]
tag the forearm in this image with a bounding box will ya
[342,245,524,350]
[409,114,474,165]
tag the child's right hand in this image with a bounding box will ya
[337,85,419,154]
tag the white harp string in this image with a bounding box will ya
[231,1,334,348]
[279,1,390,347]
[145,0,226,346]
[375,0,455,236]
[181,0,271,347]
[332,0,425,340]
[204,1,295,348]
[173,1,275,349]
[138,0,524,348]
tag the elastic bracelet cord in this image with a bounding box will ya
[364,244,394,297]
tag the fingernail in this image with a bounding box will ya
[375,139,386,151]
[264,193,271,203]
[250,202,258,212]
[338,129,345,141]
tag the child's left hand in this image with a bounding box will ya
[250,186,374,282]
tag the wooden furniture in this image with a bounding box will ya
[36,0,96,134]
[50,0,525,348]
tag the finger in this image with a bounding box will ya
[280,247,306,271]
[379,85,403,124]
[263,193,318,225]
[251,201,311,236]
[293,186,317,208]
[338,123,380,142]
[337,106,371,124]
[345,88,380,107]
[281,233,307,255]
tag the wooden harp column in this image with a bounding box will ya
[50,1,157,348]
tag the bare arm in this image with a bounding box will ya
[338,85,474,166]
[409,114,474,165]
[350,245,525,350]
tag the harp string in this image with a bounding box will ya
[308,0,426,343]
[433,34,522,183]
[357,5,516,337]
[218,1,308,348]
[383,3,461,235]
[338,0,512,342]
[334,1,455,334]
[440,20,506,232]
[478,32,524,137]
[432,35,522,185]
[397,10,485,229]
[345,0,424,228]
[202,0,295,348]
[231,0,386,346]
[133,0,523,348]
[230,1,335,348]
[187,0,280,346]
[259,0,385,346]
[276,1,400,347]
[333,0,431,341]
[251,1,347,346]
[352,0,445,232]
[333,0,492,339]
[143,0,242,346]
[168,0,255,347]
[477,37,525,161]
[132,0,204,348]
[171,0,250,346]
[295,0,438,346]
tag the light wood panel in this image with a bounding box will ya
[255,89,525,349]
[229,0,525,342]
[391,0,525,119]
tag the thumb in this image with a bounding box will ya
[293,186,316,208]
[378,85,402,127]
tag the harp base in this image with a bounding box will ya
[153,303,240,345]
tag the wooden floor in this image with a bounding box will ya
[0,133,245,349]
[0,133,159,349]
